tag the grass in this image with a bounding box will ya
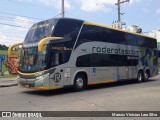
[0,50,19,78]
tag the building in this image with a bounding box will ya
[149,30,160,49]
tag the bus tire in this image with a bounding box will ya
[73,74,86,92]
[144,70,149,82]
[137,70,144,83]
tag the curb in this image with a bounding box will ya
[0,83,18,88]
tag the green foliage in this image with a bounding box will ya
[0,44,8,50]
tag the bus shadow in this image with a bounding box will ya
[22,87,74,97]
[22,79,156,96]
[87,79,156,91]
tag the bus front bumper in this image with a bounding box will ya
[17,75,60,90]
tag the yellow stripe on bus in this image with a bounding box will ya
[88,80,115,85]
[19,85,60,90]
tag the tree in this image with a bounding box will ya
[0,44,8,50]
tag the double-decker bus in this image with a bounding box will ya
[17,18,158,91]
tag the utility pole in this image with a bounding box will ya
[61,0,64,18]
[115,0,129,22]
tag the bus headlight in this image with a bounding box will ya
[36,74,48,80]
[17,76,20,82]
[36,75,44,80]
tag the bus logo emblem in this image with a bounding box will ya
[53,73,61,83]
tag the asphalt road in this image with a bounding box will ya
[0,75,160,120]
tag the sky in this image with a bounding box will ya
[0,0,160,46]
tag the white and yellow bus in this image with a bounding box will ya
[16,18,158,91]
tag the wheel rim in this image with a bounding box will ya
[138,73,142,82]
[145,73,148,80]
[76,78,84,88]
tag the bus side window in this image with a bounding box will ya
[158,51,160,58]
[54,53,64,65]
[153,50,158,65]
[125,33,138,46]
[59,53,64,64]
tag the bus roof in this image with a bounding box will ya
[84,21,156,40]
[30,17,156,40]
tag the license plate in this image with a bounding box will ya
[25,84,30,88]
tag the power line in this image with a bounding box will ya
[0,16,35,24]
[1,39,23,42]
[2,39,23,42]
[1,38,23,41]
[52,13,62,18]
[0,30,26,34]
[0,15,35,23]
[0,11,43,21]
[0,22,30,29]
[6,0,54,11]
[0,13,62,30]
[0,14,62,29]
[0,33,25,38]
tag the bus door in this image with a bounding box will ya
[49,52,65,87]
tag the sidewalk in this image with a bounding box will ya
[0,77,18,87]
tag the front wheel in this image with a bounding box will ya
[137,71,144,83]
[73,75,86,92]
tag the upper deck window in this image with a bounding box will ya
[76,25,127,48]
[52,19,83,41]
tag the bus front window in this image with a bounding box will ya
[19,47,47,73]
[19,43,69,73]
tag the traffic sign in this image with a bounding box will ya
[0,55,5,74]
[0,55,5,61]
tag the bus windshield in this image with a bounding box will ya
[19,41,71,73]
[19,46,46,73]
[24,19,58,43]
